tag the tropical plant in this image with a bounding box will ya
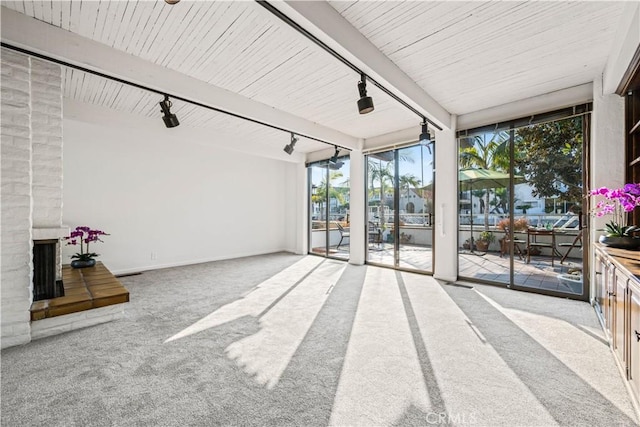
[313,171,344,220]
[514,117,583,202]
[478,230,495,243]
[64,226,109,261]
[399,173,421,210]
[590,183,640,237]
[368,159,394,229]
[460,132,509,229]
[491,187,509,214]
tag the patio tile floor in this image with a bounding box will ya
[327,243,584,296]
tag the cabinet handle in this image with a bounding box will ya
[608,292,615,296]
[636,331,640,342]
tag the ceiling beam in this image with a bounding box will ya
[0,7,360,150]
[270,1,451,130]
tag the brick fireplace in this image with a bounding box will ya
[1,48,66,348]
[1,48,128,348]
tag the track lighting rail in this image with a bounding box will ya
[255,0,442,131]
[0,42,352,152]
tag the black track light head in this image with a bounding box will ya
[284,133,298,155]
[159,95,179,128]
[357,74,374,114]
[419,121,431,146]
[419,121,432,153]
[329,146,340,165]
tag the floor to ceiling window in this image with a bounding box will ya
[308,156,350,260]
[457,106,590,300]
[366,143,434,273]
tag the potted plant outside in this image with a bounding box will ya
[476,230,495,252]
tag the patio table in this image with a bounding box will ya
[526,228,564,266]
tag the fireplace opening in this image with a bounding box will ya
[33,239,64,301]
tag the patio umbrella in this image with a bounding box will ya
[459,168,525,253]
[459,168,524,191]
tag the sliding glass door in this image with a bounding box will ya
[457,109,588,299]
[366,144,434,273]
[308,156,350,260]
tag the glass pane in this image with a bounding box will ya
[457,116,585,298]
[512,116,584,295]
[367,150,395,267]
[458,131,511,284]
[398,144,433,272]
[309,165,327,257]
[329,156,350,260]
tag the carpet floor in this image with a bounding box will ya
[1,252,638,426]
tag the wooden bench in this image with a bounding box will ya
[30,262,129,321]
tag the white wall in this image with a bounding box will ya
[63,107,297,275]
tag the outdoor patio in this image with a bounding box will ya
[329,243,583,295]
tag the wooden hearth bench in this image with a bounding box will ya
[30,262,129,321]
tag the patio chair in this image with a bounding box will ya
[368,221,382,248]
[336,222,350,249]
[500,227,524,260]
[559,214,584,264]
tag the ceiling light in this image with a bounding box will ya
[159,95,179,128]
[419,121,433,154]
[419,121,431,145]
[329,146,340,164]
[165,0,180,4]
[284,133,298,155]
[357,73,374,114]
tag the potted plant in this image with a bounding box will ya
[463,237,475,251]
[476,230,495,252]
[496,217,529,232]
[591,183,640,249]
[64,226,109,268]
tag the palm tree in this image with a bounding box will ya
[367,151,416,232]
[314,170,344,221]
[399,174,421,212]
[368,159,394,229]
[460,132,509,229]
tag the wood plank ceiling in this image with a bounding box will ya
[330,1,625,115]
[0,1,627,155]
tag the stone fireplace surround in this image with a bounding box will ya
[1,48,127,349]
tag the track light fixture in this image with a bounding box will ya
[419,121,431,145]
[328,146,344,169]
[329,146,340,164]
[159,95,179,128]
[357,73,374,114]
[284,133,298,155]
[419,120,433,153]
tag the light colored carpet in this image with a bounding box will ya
[1,252,638,426]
